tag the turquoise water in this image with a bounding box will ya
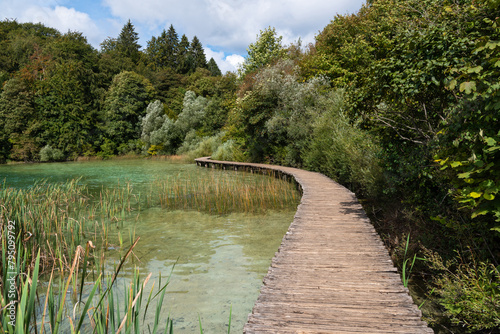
[0,159,297,333]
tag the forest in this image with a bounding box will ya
[0,0,499,332]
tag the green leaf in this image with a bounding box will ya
[472,209,489,218]
[450,161,462,168]
[470,192,483,198]
[484,137,497,146]
[448,79,457,90]
[491,226,500,233]
[474,160,485,167]
[486,146,500,152]
[467,65,483,73]
[458,172,471,179]
[484,193,495,200]
[459,81,477,94]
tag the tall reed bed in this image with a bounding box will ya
[1,237,174,334]
[0,178,136,276]
[151,170,300,215]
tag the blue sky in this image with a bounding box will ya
[1,0,366,73]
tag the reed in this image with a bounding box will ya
[1,237,173,334]
[0,178,136,277]
[150,170,300,215]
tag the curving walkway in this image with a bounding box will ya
[195,157,433,334]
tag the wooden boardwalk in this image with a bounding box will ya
[195,157,433,334]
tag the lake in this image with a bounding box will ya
[0,158,299,333]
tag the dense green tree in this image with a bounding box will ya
[35,59,100,156]
[145,25,181,72]
[177,34,191,74]
[189,36,207,72]
[145,35,161,70]
[100,36,118,54]
[117,20,141,63]
[207,57,222,76]
[164,25,179,69]
[150,67,184,117]
[146,29,170,70]
[47,31,98,65]
[0,21,60,74]
[100,33,136,77]
[200,72,237,135]
[0,77,35,160]
[102,71,156,151]
[240,27,286,77]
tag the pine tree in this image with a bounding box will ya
[117,19,141,63]
[164,25,179,69]
[177,34,191,74]
[189,36,207,72]
[156,30,168,68]
[145,35,160,70]
[207,57,222,76]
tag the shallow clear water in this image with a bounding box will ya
[0,159,297,333]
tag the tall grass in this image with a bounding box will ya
[150,170,300,215]
[1,235,174,334]
[0,178,136,275]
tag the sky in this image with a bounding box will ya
[1,0,366,73]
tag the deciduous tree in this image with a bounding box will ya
[240,27,286,77]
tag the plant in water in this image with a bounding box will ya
[149,169,300,215]
[401,233,422,288]
[0,166,298,333]
[0,178,137,276]
[1,236,174,334]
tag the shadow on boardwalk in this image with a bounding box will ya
[339,200,369,220]
[195,157,433,334]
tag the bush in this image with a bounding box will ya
[427,251,500,331]
[39,145,65,162]
[212,139,239,161]
[97,138,116,158]
[303,90,383,198]
[179,132,223,160]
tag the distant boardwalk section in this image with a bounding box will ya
[195,157,433,334]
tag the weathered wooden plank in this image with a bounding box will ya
[195,157,433,334]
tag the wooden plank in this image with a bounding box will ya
[195,157,433,334]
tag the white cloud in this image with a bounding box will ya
[102,0,366,55]
[225,54,245,72]
[27,6,100,41]
[1,1,103,47]
[204,47,245,74]
[1,0,366,58]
